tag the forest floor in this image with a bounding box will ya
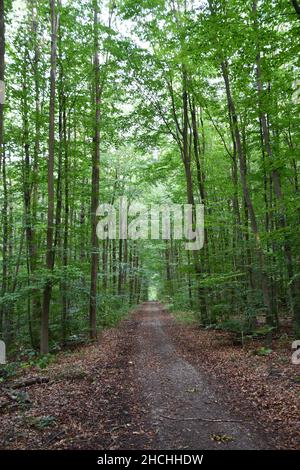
[0,301,299,450]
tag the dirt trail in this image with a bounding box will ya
[132,301,271,450]
[0,301,274,450]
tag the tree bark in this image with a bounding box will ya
[291,0,300,18]
[62,96,69,344]
[41,0,60,354]
[30,1,42,350]
[253,0,300,331]
[221,60,273,326]
[89,0,100,340]
[1,144,8,340]
[0,0,4,176]
[181,68,207,324]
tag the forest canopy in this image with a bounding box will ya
[0,0,300,356]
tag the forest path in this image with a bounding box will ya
[0,301,274,450]
[132,301,270,450]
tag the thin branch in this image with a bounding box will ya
[161,415,250,423]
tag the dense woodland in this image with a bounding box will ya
[0,0,300,357]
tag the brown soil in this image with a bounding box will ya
[0,301,298,450]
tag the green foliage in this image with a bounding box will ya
[26,415,56,430]
[216,319,248,334]
[253,326,276,337]
[253,347,273,356]
[1,0,300,359]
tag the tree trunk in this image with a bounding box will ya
[182,68,207,324]
[21,46,40,348]
[253,0,299,331]
[41,0,59,354]
[291,0,300,18]
[61,95,69,344]
[1,145,8,340]
[221,60,273,326]
[30,2,42,350]
[89,0,100,340]
[0,0,4,176]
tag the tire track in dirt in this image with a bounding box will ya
[0,301,273,450]
[131,301,272,450]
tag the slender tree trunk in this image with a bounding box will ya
[165,240,173,295]
[89,0,100,340]
[102,239,108,289]
[186,250,193,309]
[62,96,69,344]
[291,0,300,18]
[190,99,211,318]
[29,2,42,349]
[0,0,4,177]
[182,69,207,323]
[123,239,127,288]
[253,0,299,331]
[118,239,123,295]
[41,0,59,354]
[22,47,39,348]
[221,60,273,326]
[53,61,63,264]
[1,146,8,339]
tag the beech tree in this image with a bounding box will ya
[41,0,60,354]
[1,0,300,356]
[89,0,100,340]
